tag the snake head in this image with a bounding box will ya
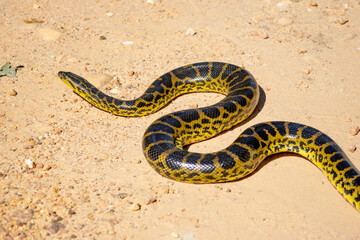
[58,71,84,91]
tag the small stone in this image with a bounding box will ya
[68,209,76,215]
[24,139,37,149]
[277,17,294,26]
[23,18,44,24]
[349,126,360,136]
[128,70,135,76]
[43,165,51,171]
[171,232,179,238]
[122,41,134,45]
[223,187,231,192]
[99,35,107,40]
[298,49,307,54]
[145,196,157,205]
[116,193,128,199]
[130,203,141,211]
[36,163,44,169]
[189,104,198,109]
[49,221,65,234]
[185,28,196,36]
[258,32,269,39]
[146,0,155,4]
[309,2,318,7]
[302,69,311,75]
[110,88,120,94]
[337,18,348,25]
[105,12,113,16]
[8,89,17,96]
[349,145,357,153]
[39,28,62,41]
[25,159,35,168]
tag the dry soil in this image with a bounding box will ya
[1,0,360,239]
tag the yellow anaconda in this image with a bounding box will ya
[58,62,360,212]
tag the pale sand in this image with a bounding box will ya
[1,0,360,239]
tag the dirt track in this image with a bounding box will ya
[1,0,360,239]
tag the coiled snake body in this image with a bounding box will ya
[58,62,360,212]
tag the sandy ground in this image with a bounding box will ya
[1,0,360,239]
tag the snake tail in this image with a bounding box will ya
[143,120,360,211]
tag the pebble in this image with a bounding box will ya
[68,209,76,215]
[36,163,44,169]
[122,41,134,45]
[24,139,37,149]
[349,145,357,153]
[337,18,348,25]
[130,203,141,211]
[49,221,65,234]
[8,89,17,96]
[110,88,121,94]
[185,28,196,36]
[85,73,113,88]
[25,159,35,168]
[39,28,62,41]
[309,2,318,7]
[277,17,293,26]
[145,196,157,205]
[105,12,114,16]
[302,69,311,75]
[128,70,135,76]
[146,0,155,4]
[23,18,44,24]
[99,35,107,40]
[349,126,360,136]
[258,32,269,39]
[171,232,179,238]
[43,165,51,171]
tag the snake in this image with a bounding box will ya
[58,62,360,212]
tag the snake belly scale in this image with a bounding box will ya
[58,62,360,212]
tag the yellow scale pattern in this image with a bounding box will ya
[58,62,360,212]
